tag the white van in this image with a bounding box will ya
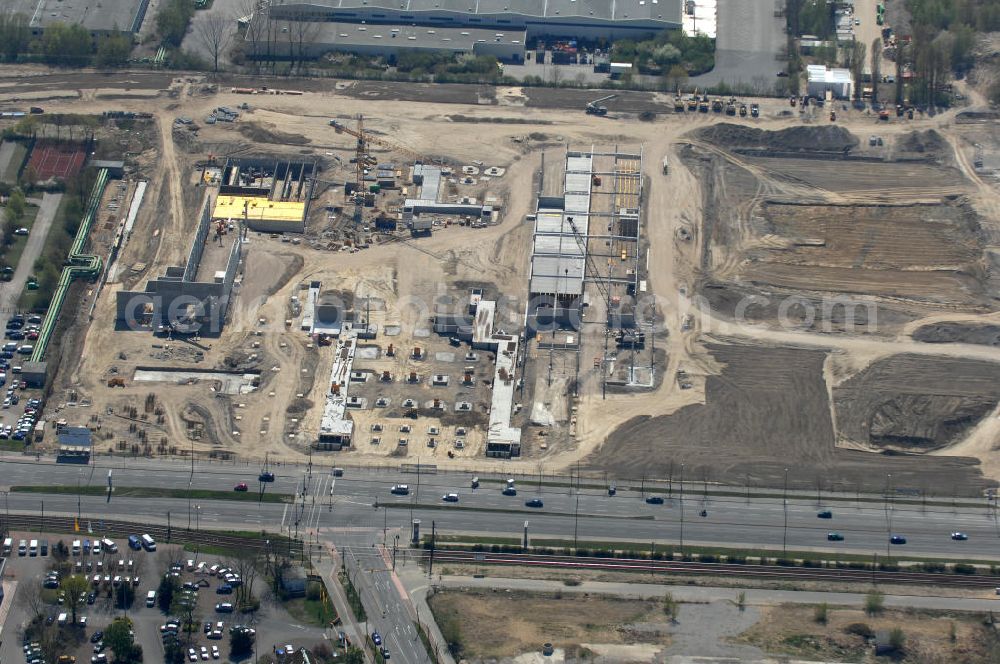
[28,539,37,556]
[140,534,156,551]
[2,537,11,554]
[146,590,156,607]
[71,540,81,556]
[102,538,118,553]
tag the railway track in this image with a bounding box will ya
[1,513,303,557]
[425,550,1000,589]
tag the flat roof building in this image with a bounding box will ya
[267,0,682,40]
[807,65,854,99]
[8,0,151,36]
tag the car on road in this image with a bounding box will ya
[13,227,28,236]
[608,484,617,496]
[827,532,844,541]
[525,498,543,508]
[371,631,382,646]
[390,484,410,495]
[258,472,275,482]
[817,510,832,519]
[645,496,664,505]
[442,493,459,503]
[502,486,517,496]
[215,603,234,613]
[381,647,390,659]
[233,483,248,492]
[777,71,789,77]
[951,532,968,541]
[890,535,907,545]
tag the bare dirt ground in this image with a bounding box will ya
[736,604,1000,664]
[427,588,670,661]
[8,66,1000,490]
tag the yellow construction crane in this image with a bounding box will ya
[329,114,427,223]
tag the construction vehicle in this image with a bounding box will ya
[686,91,699,111]
[711,98,723,113]
[698,98,709,113]
[673,96,685,112]
[750,103,760,118]
[789,96,797,107]
[739,104,748,117]
[830,110,837,121]
[878,109,890,121]
[585,94,617,115]
[725,99,736,115]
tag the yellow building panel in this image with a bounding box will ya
[212,196,304,224]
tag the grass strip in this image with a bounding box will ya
[426,534,1000,570]
[338,568,367,622]
[379,501,653,520]
[12,484,294,503]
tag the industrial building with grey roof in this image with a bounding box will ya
[9,0,151,35]
[267,0,682,40]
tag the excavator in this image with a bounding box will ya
[585,94,618,116]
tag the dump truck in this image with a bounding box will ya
[750,103,760,117]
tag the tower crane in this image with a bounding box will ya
[329,115,429,223]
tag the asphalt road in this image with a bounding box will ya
[1,458,999,561]
[690,0,785,89]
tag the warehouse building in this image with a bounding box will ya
[265,20,527,62]
[267,0,682,40]
[8,0,150,37]
[212,157,315,233]
[806,65,854,99]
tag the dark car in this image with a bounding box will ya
[951,532,969,541]
[817,510,833,519]
[525,498,543,508]
[608,485,617,496]
[645,496,664,505]
[258,472,274,482]
[233,483,248,492]
[827,532,844,541]
[371,631,382,646]
[502,487,517,496]
[890,535,907,545]
[90,631,104,643]
[216,584,233,595]
[87,592,96,605]
[381,647,390,660]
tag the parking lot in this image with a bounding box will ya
[1,531,332,664]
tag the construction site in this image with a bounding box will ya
[6,70,1000,493]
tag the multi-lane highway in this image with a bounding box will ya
[0,456,998,561]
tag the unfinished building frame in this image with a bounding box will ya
[211,157,316,233]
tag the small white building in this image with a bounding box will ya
[806,65,854,99]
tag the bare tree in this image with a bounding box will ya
[195,14,233,73]
[870,38,882,106]
[293,19,320,75]
[22,582,44,619]
[235,0,263,73]
[225,549,261,610]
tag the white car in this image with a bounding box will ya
[187,649,198,663]
[211,646,220,660]
[200,646,209,661]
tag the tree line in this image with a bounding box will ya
[0,10,132,67]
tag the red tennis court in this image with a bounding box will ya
[25,143,86,181]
